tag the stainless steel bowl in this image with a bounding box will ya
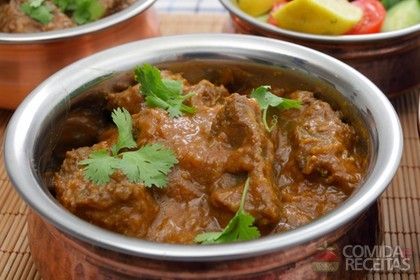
[0,0,158,109]
[220,0,420,97]
[4,34,403,278]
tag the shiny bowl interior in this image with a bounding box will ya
[219,0,420,43]
[0,0,157,43]
[4,34,403,261]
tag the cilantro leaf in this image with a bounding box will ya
[118,144,178,188]
[53,0,68,10]
[111,107,137,155]
[162,79,183,94]
[134,64,196,118]
[72,0,104,24]
[79,150,119,185]
[251,86,302,132]
[53,0,104,25]
[21,0,53,24]
[79,108,178,188]
[195,178,261,244]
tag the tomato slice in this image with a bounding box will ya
[347,0,386,34]
[268,0,288,26]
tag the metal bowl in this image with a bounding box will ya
[4,34,402,278]
[0,0,159,109]
[220,0,420,97]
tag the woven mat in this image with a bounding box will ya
[0,14,419,280]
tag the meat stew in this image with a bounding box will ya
[44,61,370,244]
[0,0,133,33]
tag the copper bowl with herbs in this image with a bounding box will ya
[4,34,402,279]
[220,0,420,97]
[0,0,158,109]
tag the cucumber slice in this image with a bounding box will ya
[381,0,401,10]
[381,0,420,31]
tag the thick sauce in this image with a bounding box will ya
[52,67,369,244]
[0,0,133,33]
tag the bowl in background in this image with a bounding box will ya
[220,0,420,97]
[4,34,403,279]
[0,0,159,109]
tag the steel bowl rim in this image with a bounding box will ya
[219,0,420,43]
[4,34,403,261]
[0,0,156,43]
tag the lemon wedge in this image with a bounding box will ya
[237,0,275,16]
[273,0,363,35]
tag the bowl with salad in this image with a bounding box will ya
[220,0,420,96]
[0,0,159,109]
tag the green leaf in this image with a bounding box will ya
[111,107,137,155]
[53,0,104,25]
[195,178,261,244]
[250,86,272,110]
[134,64,196,118]
[251,86,302,110]
[79,108,178,188]
[118,144,178,188]
[72,0,104,24]
[194,232,223,243]
[251,86,301,131]
[29,0,44,7]
[381,0,402,9]
[162,79,183,95]
[21,0,53,24]
[79,150,119,185]
[53,0,68,10]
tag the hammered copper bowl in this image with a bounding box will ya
[0,0,159,109]
[220,0,420,97]
[4,34,402,279]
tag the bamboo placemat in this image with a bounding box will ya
[0,13,419,280]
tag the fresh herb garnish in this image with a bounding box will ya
[21,0,54,24]
[251,86,302,132]
[72,0,104,24]
[79,108,178,187]
[195,178,261,244]
[134,64,196,118]
[53,0,104,25]
[110,107,137,155]
[79,150,119,185]
[118,143,178,188]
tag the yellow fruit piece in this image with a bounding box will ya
[273,0,363,35]
[237,0,275,16]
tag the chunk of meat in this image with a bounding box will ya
[279,91,364,194]
[53,142,159,238]
[106,84,143,114]
[132,105,227,185]
[160,70,189,84]
[188,80,229,108]
[99,0,134,15]
[273,183,347,232]
[0,0,74,33]
[210,94,281,225]
[146,196,220,244]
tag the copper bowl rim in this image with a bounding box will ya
[219,0,420,43]
[0,0,156,43]
[4,34,403,262]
